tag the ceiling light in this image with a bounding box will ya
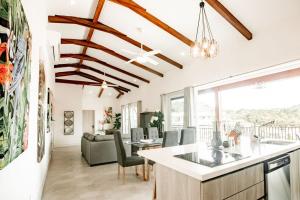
[101,81,108,89]
[180,52,186,56]
[108,92,112,96]
[70,0,76,6]
[136,56,147,63]
[191,1,218,59]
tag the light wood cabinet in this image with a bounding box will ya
[290,149,300,200]
[201,163,264,200]
[156,163,264,200]
[225,182,264,200]
[156,164,201,200]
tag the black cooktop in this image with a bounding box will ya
[174,150,249,168]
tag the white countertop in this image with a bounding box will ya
[138,138,300,181]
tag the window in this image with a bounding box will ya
[219,77,300,139]
[193,69,300,141]
[121,105,129,134]
[170,96,184,130]
[129,103,138,129]
[121,102,138,134]
[194,91,216,142]
[194,91,216,127]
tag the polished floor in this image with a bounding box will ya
[43,146,153,200]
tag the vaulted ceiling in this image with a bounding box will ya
[48,0,255,98]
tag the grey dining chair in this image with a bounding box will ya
[147,127,159,139]
[131,128,144,155]
[162,131,179,147]
[179,128,196,145]
[113,131,145,183]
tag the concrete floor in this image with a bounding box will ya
[42,146,153,200]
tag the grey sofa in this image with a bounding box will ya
[81,132,131,166]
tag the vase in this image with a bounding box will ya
[211,131,222,149]
[103,123,113,130]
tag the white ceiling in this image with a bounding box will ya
[48,0,300,95]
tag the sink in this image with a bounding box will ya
[260,139,296,145]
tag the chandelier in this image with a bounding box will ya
[190,0,218,58]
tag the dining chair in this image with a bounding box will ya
[179,128,196,145]
[131,128,144,156]
[147,127,159,139]
[162,131,179,147]
[113,131,145,183]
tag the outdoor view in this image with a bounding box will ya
[170,97,184,130]
[194,76,300,141]
[220,77,300,140]
[194,91,216,142]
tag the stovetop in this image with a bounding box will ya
[174,150,250,168]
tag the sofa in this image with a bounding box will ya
[81,132,131,166]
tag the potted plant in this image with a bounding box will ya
[149,111,164,137]
[113,113,121,130]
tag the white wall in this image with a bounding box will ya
[82,88,120,133]
[119,14,300,112]
[0,0,55,200]
[53,84,83,147]
[53,85,120,147]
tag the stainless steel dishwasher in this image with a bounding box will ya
[264,154,291,200]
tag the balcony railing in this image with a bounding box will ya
[198,124,300,143]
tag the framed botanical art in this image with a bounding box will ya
[0,0,32,169]
[47,88,54,133]
[37,60,46,163]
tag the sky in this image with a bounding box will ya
[220,77,300,110]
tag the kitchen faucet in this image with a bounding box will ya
[296,133,300,141]
[253,134,262,142]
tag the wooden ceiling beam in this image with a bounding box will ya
[60,53,150,83]
[205,0,252,40]
[113,88,124,99]
[48,15,125,36]
[109,0,193,46]
[54,63,139,88]
[48,15,183,69]
[56,79,101,86]
[80,0,106,65]
[61,38,164,76]
[116,93,123,99]
[55,71,77,77]
[98,88,105,98]
[55,79,128,95]
[114,87,124,95]
[76,71,130,92]
[56,78,128,93]
[55,70,130,92]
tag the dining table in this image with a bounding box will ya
[124,138,163,181]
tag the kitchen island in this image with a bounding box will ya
[138,139,300,200]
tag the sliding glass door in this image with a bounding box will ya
[169,96,184,131]
[194,73,300,141]
[194,90,216,142]
[121,102,138,135]
[219,77,300,140]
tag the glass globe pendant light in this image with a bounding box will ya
[190,0,218,58]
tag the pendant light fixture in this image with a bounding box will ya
[101,72,108,89]
[101,80,108,89]
[191,0,218,58]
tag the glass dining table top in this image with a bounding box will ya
[124,138,163,148]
